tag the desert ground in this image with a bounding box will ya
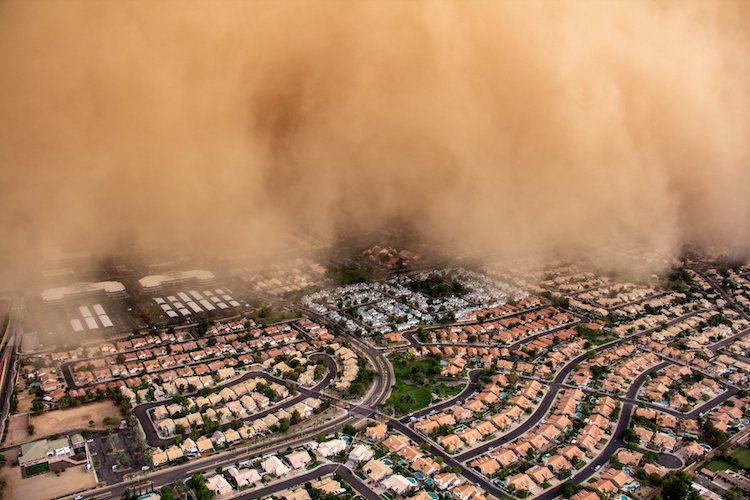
[0,463,97,500]
[29,400,122,437]
[3,414,29,447]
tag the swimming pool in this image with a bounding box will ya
[407,477,418,486]
[382,458,393,466]
[415,472,425,480]
[742,419,749,425]
[427,493,438,500]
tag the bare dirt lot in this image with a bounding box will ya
[0,463,97,500]
[4,414,29,447]
[30,400,121,437]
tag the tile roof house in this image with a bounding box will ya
[507,473,536,491]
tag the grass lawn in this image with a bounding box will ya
[383,353,463,416]
[730,447,750,468]
[247,307,299,326]
[704,459,738,472]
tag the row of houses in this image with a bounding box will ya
[470,389,616,494]
[413,379,544,454]
[150,377,295,435]
[361,428,488,500]
[151,395,324,465]
[330,343,359,392]
[70,326,302,387]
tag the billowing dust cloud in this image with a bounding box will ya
[1,0,749,287]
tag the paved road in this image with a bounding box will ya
[236,463,380,500]
[399,369,480,423]
[70,292,738,499]
[535,358,669,500]
[383,308,723,499]
[452,310,702,463]
[389,418,509,499]
[700,271,750,322]
[93,307,396,499]
[78,410,356,500]
[708,326,750,354]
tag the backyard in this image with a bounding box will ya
[703,447,750,473]
[730,447,750,469]
[704,459,738,472]
[382,353,463,416]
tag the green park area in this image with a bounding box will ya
[247,307,300,326]
[703,447,750,473]
[730,447,750,468]
[704,459,738,472]
[382,353,463,416]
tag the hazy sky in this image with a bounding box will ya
[1,0,749,287]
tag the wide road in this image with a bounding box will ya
[78,409,356,500]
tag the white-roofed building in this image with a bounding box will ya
[349,444,374,462]
[317,439,346,457]
[205,474,233,495]
[138,270,215,293]
[42,281,126,303]
[261,455,291,477]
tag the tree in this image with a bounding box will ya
[342,424,356,436]
[559,482,577,498]
[290,410,302,425]
[160,486,174,500]
[27,424,34,436]
[660,471,699,500]
[623,428,637,443]
[31,400,44,412]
